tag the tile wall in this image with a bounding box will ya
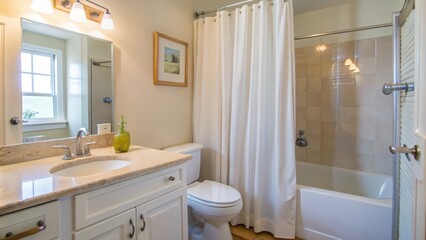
[295,36,394,175]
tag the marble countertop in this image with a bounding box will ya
[0,145,191,215]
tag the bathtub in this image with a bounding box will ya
[295,162,393,240]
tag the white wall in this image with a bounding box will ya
[294,0,403,45]
[0,0,194,149]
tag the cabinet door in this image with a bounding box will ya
[137,188,188,240]
[74,209,136,240]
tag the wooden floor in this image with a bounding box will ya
[231,224,303,240]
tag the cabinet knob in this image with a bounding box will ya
[168,176,175,181]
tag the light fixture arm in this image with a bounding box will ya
[85,0,109,13]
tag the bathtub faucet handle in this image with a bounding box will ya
[389,144,420,161]
[295,130,308,147]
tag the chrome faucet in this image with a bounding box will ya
[75,128,88,157]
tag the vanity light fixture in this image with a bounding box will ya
[349,63,357,71]
[353,67,360,73]
[69,0,87,22]
[31,0,54,14]
[51,0,115,30]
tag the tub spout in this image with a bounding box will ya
[295,130,308,147]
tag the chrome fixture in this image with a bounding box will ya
[75,128,89,157]
[53,128,95,159]
[389,144,420,161]
[382,82,414,95]
[52,145,74,160]
[295,130,308,147]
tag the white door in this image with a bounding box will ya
[390,0,426,239]
[74,209,136,240]
[137,188,188,240]
[0,15,22,145]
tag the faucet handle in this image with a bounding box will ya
[52,145,74,160]
[83,142,96,157]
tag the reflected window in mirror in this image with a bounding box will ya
[21,43,66,131]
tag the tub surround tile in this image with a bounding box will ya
[375,156,393,175]
[296,78,307,92]
[0,145,191,215]
[296,36,393,176]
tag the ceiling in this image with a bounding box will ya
[192,0,354,15]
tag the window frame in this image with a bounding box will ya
[21,43,66,132]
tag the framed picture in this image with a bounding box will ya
[153,32,188,87]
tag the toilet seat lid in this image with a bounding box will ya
[187,180,241,205]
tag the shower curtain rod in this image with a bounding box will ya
[194,0,276,18]
[294,23,392,40]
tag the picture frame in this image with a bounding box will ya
[153,32,188,87]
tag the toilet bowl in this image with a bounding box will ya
[163,143,242,240]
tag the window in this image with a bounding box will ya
[21,49,57,121]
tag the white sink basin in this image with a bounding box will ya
[50,158,131,177]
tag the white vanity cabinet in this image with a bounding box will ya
[73,164,188,240]
[0,201,60,240]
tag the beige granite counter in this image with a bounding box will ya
[0,145,191,215]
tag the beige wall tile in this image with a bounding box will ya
[321,151,339,166]
[339,107,356,122]
[296,147,307,162]
[321,43,337,62]
[375,107,393,125]
[355,154,375,171]
[307,46,321,64]
[355,38,376,58]
[307,78,322,93]
[307,93,322,107]
[357,107,376,123]
[357,57,376,75]
[375,123,393,143]
[296,93,306,107]
[376,36,393,74]
[321,61,334,78]
[307,121,321,136]
[296,78,307,93]
[296,47,307,64]
[375,156,393,175]
[296,63,307,78]
[356,139,375,155]
[296,121,306,131]
[322,77,333,92]
[337,136,356,153]
[307,135,321,150]
[296,106,306,121]
[307,64,322,78]
[322,135,337,151]
[337,122,356,138]
[338,152,356,169]
[322,122,337,137]
[337,41,355,60]
[307,107,322,121]
[355,74,376,107]
[322,107,339,122]
[357,122,376,140]
[307,149,321,163]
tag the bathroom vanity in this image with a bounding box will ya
[0,144,191,240]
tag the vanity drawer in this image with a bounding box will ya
[0,201,59,240]
[74,164,185,230]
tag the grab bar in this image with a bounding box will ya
[382,82,414,95]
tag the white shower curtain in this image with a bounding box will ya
[193,0,296,238]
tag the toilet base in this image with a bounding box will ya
[189,216,233,240]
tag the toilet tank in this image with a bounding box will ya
[163,143,203,183]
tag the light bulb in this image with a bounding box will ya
[317,44,327,52]
[349,63,356,71]
[31,0,53,14]
[101,11,114,30]
[69,0,87,22]
[354,67,360,73]
[344,58,352,66]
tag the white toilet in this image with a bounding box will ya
[163,143,242,240]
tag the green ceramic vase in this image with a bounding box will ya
[114,115,130,153]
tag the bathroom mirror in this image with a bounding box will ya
[18,19,113,143]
